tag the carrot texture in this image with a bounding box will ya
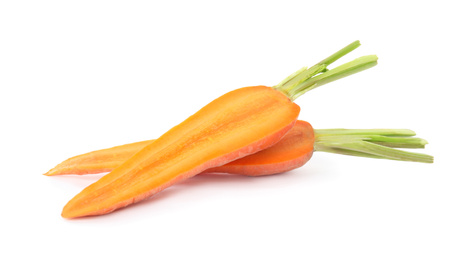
[45,140,152,176]
[210,120,314,176]
[46,120,315,177]
[61,86,300,218]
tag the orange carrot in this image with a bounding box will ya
[59,41,379,218]
[62,86,300,218]
[46,120,315,177]
[46,121,433,178]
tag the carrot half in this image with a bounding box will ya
[58,41,379,218]
[62,86,300,218]
[45,121,433,177]
[46,120,315,177]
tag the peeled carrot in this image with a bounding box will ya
[45,121,433,177]
[59,41,379,218]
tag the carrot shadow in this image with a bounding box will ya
[133,169,311,210]
[60,167,319,221]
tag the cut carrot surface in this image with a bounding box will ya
[210,120,315,176]
[61,86,300,218]
[46,120,315,177]
[45,140,152,176]
[47,120,433,181]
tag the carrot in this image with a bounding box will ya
[45,121,433,177]
[46,120,315,177]
[59,41,379,218]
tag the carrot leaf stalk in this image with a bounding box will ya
[313,129,434,163]
[274,40,378,100]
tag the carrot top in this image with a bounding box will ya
[314,129,433,163]
[274,41,378,100]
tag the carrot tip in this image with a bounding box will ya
[44,169,59,176]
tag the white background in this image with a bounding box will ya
[1,1,470,259]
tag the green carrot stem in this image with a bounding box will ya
[314,129,417,137]
[275,41,361,90]
[314,129,428,148]
[316,40,361,66]
[274,41,377,101]
[315,146,388,160]
[275,66,309,88]
[313,129,434,163]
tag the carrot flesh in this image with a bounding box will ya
[61,86,300,218]
[209,120,314,176]
[46,121,315,177]
[45,140,152,176]
[46,118,434,181]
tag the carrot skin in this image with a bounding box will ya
[208,120,314,176]
[46,121,314,177]
[62,86,300,218]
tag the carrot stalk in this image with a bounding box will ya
[289,55,378,100]
[45,123,433,178]
[274,41,378,100]
[314,129,433,163]
[274,40,361,91]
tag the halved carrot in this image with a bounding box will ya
[62,86,300,218]
[45,120,315,177]
[59,41,379,218]
[46,121,433,178]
